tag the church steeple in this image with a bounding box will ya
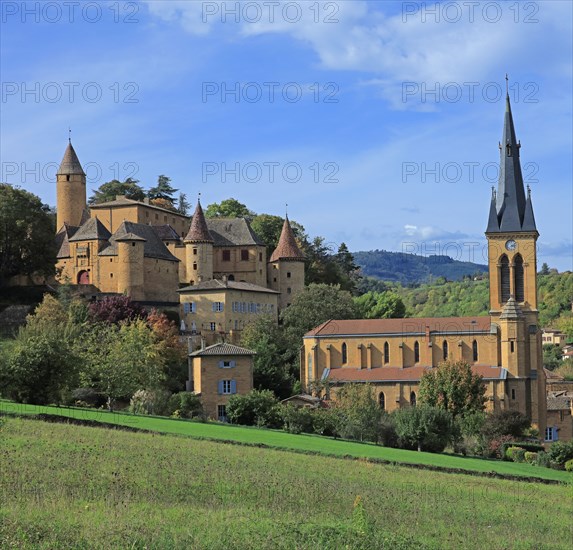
[57,141,86,176]
[487,93,537,234]
[56,140,87,230]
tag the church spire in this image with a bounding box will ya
[184,199,213,243]
[57,141,85,176]
[269,216,304,262]
[488,91,536,233]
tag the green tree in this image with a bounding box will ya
[419,360,486,418]
[204,198,254,219]
[543,344,563,371]
[392,404,455,452]
[241,315,294,399]
[480,410,530,440]
[281,283,357,346]
[88,178,146,205]
[333,384,382,442]
[148,175,177,203]
[354,291,406,319]
[0,184,56,283]
[539,263,551,275]
[226,389,280,427]
[177,192,190,216]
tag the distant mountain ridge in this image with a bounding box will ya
[353,250,488,285]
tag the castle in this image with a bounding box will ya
[301,94,548,437]
[54,144,305,343]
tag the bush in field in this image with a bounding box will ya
[226,390,281,428]
[481,410,530,440]
[524,452,538,464]
[565,459,573,472]
[505,446,526,463]
[129,389,171,416]
[168,392,204,419]
[280,403,314,434]
[547,440,573,466]
[392,404,455,453]
[535,452,552,468]
[312,407,340,437]
[332,384,382,443]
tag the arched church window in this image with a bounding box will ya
[443,340,448,361]
[384,342,389,364]
[379,392,386,410]
[472,340,478,362]
[514,254,524,303]
[341,343,348,365]
[410,391,417,407]
[500,255,510,303]
[414,341,420,363]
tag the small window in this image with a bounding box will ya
[379,392,385,410]
[222,250,231,261]
[212,302,224,312]
[511,388,516,400]
[287,287,292,294]
[241,250,249,261]
[193,248,198,255]
[259,252,263,262]
[66,174,70,181]
[443,340,448,361]
[228,274,235,281]
[110,273,113,278]
[410,392,417,407]
[544,427,557,442]
[218,405,227,422]
[510,341,515,353]
[384,342,389,364]
[193,263,197,271]
[414,341,420,363]
[273,277,277,283]
[472,340,478,362]
[210,322,217,331]
[287,272,291,278]
[221,380,235,395]
[183,302,196,314]
[342,343,348,365]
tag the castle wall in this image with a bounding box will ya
[212,246,267,286]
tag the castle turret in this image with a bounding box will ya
[56,141,87,230]
[267,215,305,310]
[116,233,146,301]
[184,200,214,285]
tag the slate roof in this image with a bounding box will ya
[178,279,279,294]
[57,142,85,176]
[547,394,572,411]
[55,224,79,258]
[100,221,179,262]
[305,316,492,338]
[486,94,537,234]
[269,216,304,262]
[184,201,213,243]
[69,217,112,242]
[326,365,507,383]
[189,342,255,357]
[206,218,265,246]
[90,195,189,217]
[153,224,182,242]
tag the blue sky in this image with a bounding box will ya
[1,0,572,270]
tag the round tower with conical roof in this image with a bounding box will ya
[267,216,305,310]
[116,232,146,301]
[56,141,87,230]
[184,200,214,285]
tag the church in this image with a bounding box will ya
[301,94,547,436]
[54,145,305,344]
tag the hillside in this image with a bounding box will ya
[353,250,488,285]
[1,416,571,549]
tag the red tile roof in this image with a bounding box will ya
[184,201,213,243]
[305,316,492,337]
[269,216,304,262]
[326,365,505,383]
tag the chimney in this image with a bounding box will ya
[143,197,150,205]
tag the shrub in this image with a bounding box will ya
[379,413,398,447]
[226,390,281,428]
[505,446,526,463]
[280,403,314,434]
[547,440,573,466]
[565,459,573,472]
[524,452,538,464]
[534,451,552,468]
[312,408,339,438]
[129,389,171,416]
[486,435,516,459]
[70,388,106,408]
[167,392,203,420]
[500,441,544,459]
[481,410,530,440]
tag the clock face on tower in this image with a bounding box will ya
[505,239,517,251]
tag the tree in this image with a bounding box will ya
[392,404,455,452]
[543,344,563,371]
[226,389,280,427]
[88,178,145,205]
[148,175,177,203]
[332,384,382,442]
[177,192,190,216]
[0,184,56,283]
[204,198,254,219]
[88,295,147,325]
[480,410,530,440]
[240,315,294,399]
[149,197,177,211]
[334,243,361,292]
[557,314,573,340]
[281,283,357,346]
[540,263,551,275]
[418,360,486,418]
[354,291,406,319]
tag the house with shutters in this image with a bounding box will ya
[188,342,255,421]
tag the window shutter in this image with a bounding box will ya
[191,303,196,313]
[217,381,223,395]
[212,303,216,312]
[230,360,236,368]
[183,303,190,314]
[231,380,237,394]
[218,361,224,369]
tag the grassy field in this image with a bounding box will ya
[1,400,571,483]
[0,416,571,549]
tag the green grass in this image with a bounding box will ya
[1,399,571,483]
[0,416,571,549]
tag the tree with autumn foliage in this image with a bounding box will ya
[419,360,486,418]
[88,295,147,325]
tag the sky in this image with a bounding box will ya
[1,0,572,271]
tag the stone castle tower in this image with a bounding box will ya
[267,216,305,310]
[116,233,146,301]
[184,200,214,285]
[485,93,546,428]
[56,141,87,230]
